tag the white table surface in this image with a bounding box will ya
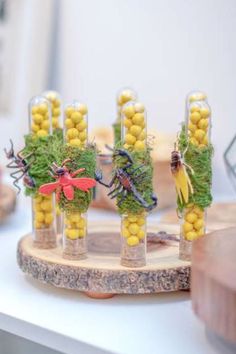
[0,193,231,354]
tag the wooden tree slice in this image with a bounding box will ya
[192,227,236,344]
[17,222,190,295]
[0,184,16,224]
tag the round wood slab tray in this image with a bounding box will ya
[192,227,236,344]
[0,184,16,224]
[17,222,190,296]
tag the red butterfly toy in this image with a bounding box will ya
[39,159,96,201]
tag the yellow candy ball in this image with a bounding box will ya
[45,212,54,225]
[190,137,199,146]
[77,218,86,229]
[137,218,145,226]
[134,140,145,151]
[198,118,208,130]
[66,229,79,240]
[41,200,53,212]
[42,120,50,130]
[194,129,205,142]
[79,131,87,142]
[31,106,39,114]
[200,107,210,118]
[53,99,61,108]
[137,229,145,240]
[127,236,139,246]
[185,231,198,241]
[35,211,44,223]
[124,219,130,227]
[71,111,83,124]
[202,135,209,145]
[127,216,138,222]
[124,118,132,129]
[33,113,44,124]
[52,117,59,129]
[78,104,88,115]
[132,113,144,126]
[65,118,74,129]
[53,108,61,117]
[130,125,142,137]
[190,105,201,113]
[190,112,201,124]
[67,128,79,139]
[122,227,130,238]
[65,106,74,117]
[193,206,204,217]
[37,130,48,137]
[69,138,81,147]
[76,120,87,132]
[188,123,197,133]
[123,105,135,118]
[34,221,43,229]
[125,134,136,145]
[35,195,43,203]
[38,103,48,115]
[69,213,80,223]
[185,212,198,224]
[194,219,204,230]
[128,223,139,235]
[197,228,205,237]
[78,229,86,238]
[183,221,193,233]
[31,123,40,133]
[138,130,146,141]
[134,103,145,113]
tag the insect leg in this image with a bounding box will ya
[107,182,122,196]
[117,189,128,207]
[110,186,124,199]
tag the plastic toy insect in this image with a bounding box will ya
[39,159,96,201]
[171,143,193,204]
[96,146,157,211]
[4,139,35,193]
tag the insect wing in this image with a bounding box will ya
[39,181,59,195]
[63,184,74,200]
[71,178,96,192]
[174,166,193,203]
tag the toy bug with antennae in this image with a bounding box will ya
[39,158,96,201]
[171,139,194,205]
[4,139,36,193]
[96,145,157,211]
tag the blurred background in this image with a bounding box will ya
[0,0,236,199]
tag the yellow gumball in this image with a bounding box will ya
[188,123,197,133]
[65,106,74,117]
[128,223,139,235]
[35,212,44,223]
[69,138,81,147]
[123,105,135,118]
[194,219,204,230]
[45,213,54,225]
[122,228,130,238]
[127,216,138,222]
[194,129,205,142]
[38,103,48,115]
[79,131,87,142]
[41,200,53,212]
[137,229,145,240]
[124,118,132,129]
[185,231,198,241]
[78,104,88,115]
[137,218,145,226]
[33,114,44,124]
[198,118,208,130]
[71,111,83,124]
[76,120,87,132]
[183,221,193,233]
[53,108,61,117]
[185,212,198,224]
[66,229,79,240]
[200,107,210,118]
[130,125,142,137]
[65,118,74,129]
[127,236,139,246]
[31,123,40,133]
[132,113,144,126]
[78,229,86,238]
[37,130,48,138]
[134,141,145,151]
[42,120,50,130]
[190,137,199,146]
[190,112,201,124]
[125,134,136,145]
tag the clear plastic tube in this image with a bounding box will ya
[120,101,147,267]
[63,101,88,259]
[114,88,137,144]
[43,91,62,235]
[29,96,56,248]
[180,99,211,261]
[43,91,62,130]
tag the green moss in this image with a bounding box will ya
[177,124,213,212]
[22,129,96,213]
[114,142,154,215]
[113,120,121,145]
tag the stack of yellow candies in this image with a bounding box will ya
[122,101,146,151]
[64,101,88,148]
[121,101,147,247]
[29,96,55,234]
[64,212,86,240]
[188,101,211,148]
[187,91,207,105]
[43,91,62,130]
[122,214,146,246]
[182,100,211,241]
[63,101,88,247]
[33,194,54,230]
[117,89,137,119]
[30,96,51,138]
